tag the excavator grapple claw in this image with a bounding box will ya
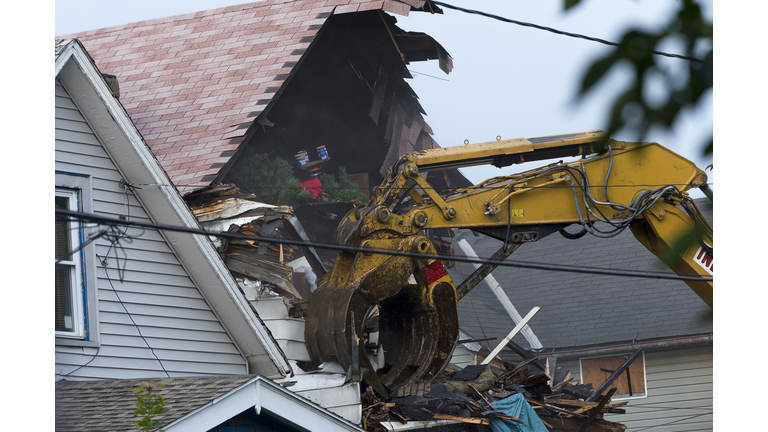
[304,237,458,398]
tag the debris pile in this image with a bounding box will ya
[185,184,326,304]
[360,352,629,432]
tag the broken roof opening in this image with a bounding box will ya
[218,10,461,196]
[208,9,468,268]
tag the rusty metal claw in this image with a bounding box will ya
[305,235,459,398]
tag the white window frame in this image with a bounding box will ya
[55,172,99,346]
[56,188,85,338]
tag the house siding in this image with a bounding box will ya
[559,345,712,432]
[450,345,476,368]
[55,78,248,379]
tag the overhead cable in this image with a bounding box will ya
[56,208,713,283]
[428,1,705,63]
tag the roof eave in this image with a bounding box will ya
[163,376,366,432]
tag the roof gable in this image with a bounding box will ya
[55,376,364,431]
[55,39,291,378]
[57,0,435,192]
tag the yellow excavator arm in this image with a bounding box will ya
[305,130,713,398]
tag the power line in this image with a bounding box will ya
[408,68,450,81]
[428,1,706,63]
[631,411,712,432]
[117,182,715,192]
[56,208,713,283]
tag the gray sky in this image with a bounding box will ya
[56,0,713,195]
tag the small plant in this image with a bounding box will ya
[132,381,169,432]
[318,167,366,203]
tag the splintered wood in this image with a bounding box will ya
[360,350,631,432]
[187,185,304,300]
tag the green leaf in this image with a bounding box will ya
[567,0,712,160]
[579,54,616,95]
[564,0,582,10]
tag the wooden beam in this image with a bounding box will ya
[432,414,489,425]
[579,388,617,432]
[455,242,519,300]
[481,306,541,365]
[506,340,547,371]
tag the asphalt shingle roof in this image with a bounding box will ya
[55,376,256,432]
[56,0,429,191]
[450,199,713,352]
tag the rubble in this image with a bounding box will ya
[360,348,630,432]
[184,185,633,432]
[186,184,327,308]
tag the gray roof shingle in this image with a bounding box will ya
[55,376,255,431]
[450,199,713,352]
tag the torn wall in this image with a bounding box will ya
[220,10,470,205]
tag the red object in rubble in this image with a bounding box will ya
[300,176,323,199]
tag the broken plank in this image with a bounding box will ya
[225,251,293,277]
[540,399,624,410]
[506,340,547,371]
[579,388,617,432]
[527,399,587,419]
[546,356,556,386]
[488,414,524,424]
[481,306,541,365]
[432,414,489,425]
[389,410,407,424]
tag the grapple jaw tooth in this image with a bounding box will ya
[304,244,459,398]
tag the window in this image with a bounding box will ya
[580,353,647,400]
[55,172,98,344]
[56,188,85,337]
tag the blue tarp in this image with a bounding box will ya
[488,393,548,432]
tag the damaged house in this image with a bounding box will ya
[60,0,471,287]
[55,38,363,431]
[55,1,475,430]
[56,1,709,431]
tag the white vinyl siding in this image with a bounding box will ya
[450,345,477,368]
[55,78,247,379]
[559,345,712,432]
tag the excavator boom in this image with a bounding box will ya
[305,131,713,397]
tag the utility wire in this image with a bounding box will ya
[126,182,714,192]
[428,1,705,63]
[62,185,168,378]
[408,68,450,81]
[105,264,171,378]
[623,405,713,411]
[56,208,713,283]
[631,411,712,432]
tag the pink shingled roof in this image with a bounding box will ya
[58,0,426,191]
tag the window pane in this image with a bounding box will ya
[55,263,75,331]
[55,196,71,261]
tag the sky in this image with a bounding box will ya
[55,0,714,195]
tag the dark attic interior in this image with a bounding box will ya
[203,10,471,266]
